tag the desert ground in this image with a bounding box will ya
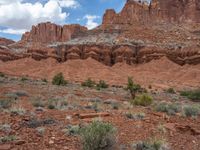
[0,72,200,150]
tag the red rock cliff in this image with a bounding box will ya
[102,0,200,28]
[21,22,88,43]
[0,38,15,46]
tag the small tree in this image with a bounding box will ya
[52,73,67,86]
[126,77,141,99]
[97,80,109,89]
[81,78,96,87]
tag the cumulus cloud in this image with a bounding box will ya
[84,15,100,30]
[56,0,79,8]
[0,0,79,34]
[0,28,27,35]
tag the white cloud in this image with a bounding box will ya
[0,0,79,34]
[0,0,23,5]
[56,0,79,8]
[0,28,27,35]
[84,15,100,30]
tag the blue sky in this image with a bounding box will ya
[0,0,126,41]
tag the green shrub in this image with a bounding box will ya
[42,78,48,83]
[21,76,28,82]
[132,94,153,106]
[180,89,200,102]
[96,80,109,89]
[52,73,68,86]
[183,105,200,117]
[5,93,18,100]
[0,135,17,143]
[155,103,181,116]
[166,88,176,94]
[24,118,56,128]
[112,103,119,110]
[36,127,46,136]
[126,77,141,99]
[0,124,11,133]
[47,98,68,110]
[79,120,116,150]
[0,72,5,77]
[125,112,145,120]
[9,107,26,116]
[81,78,96,88]
[13,90,28,97]
[65,125,80,136]
[0,99,13,109]
[32,98,45,108]
[132,138,168,150]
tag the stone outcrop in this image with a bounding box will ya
[102,0,200,29]
[1,0,200,66]
[0,46,22,61]
[21,22,88,44]
[0,38,15,46]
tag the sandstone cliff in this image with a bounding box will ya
[21,22,88,44]
[102,0,200,29]
[0,38,15,46]
[1,0,200,66]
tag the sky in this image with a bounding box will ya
[0,0,128,41]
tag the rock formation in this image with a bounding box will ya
[0,0,200,66]
[102,0,200,29]
[21,22,87,44]
[0,38,15,46]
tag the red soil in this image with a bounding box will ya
[0,57,199,89]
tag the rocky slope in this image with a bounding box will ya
[0,38,15,46]
[0,0,200,66]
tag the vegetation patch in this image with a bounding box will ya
[180,89,200,102]
[41,78,48,83]
[47,98,68,110]
[22,118,56,128]
[131,94,153,106]
[0,99,14,109]
[81,78,96,88]
[155,103,181,116]
[96,80,109,89]
[0,135,17,143]
[126,77,141,99]
[52,73,68,86]
[64,125,80,136]
[21,76,29,82]
[0,72,5,77]
[132,138,168,150]
[166,88,176,94]
[79,120,116,150]
[183,105,200,117]
[31,97,46,108]
[36,127,46,136]
[9,107,26,116]
[0,124,11,133]
[125,112,145,120]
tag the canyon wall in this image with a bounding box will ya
[21,22,88,43]
[1,0,200,66]
[102,0,200,29]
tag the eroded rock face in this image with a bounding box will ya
[0,38,15,46]
[102,0,200,29]
[21,22,88,43]
[0,46,22,61]
[1,0,200,66]
[49,43,200,66]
